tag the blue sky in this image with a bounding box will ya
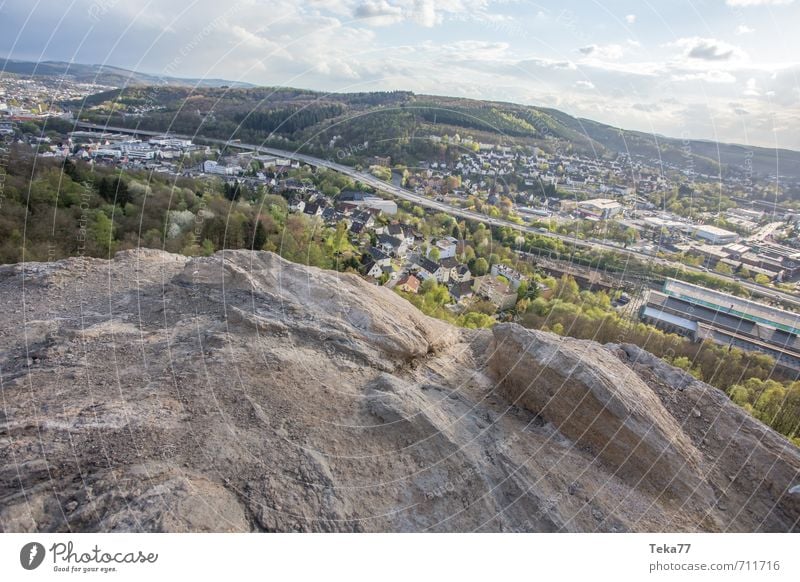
[2,0,799,149]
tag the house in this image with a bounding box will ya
[449,280,474,303]
[387,223,414,246]
[438,257,461,283]
[351,210,376,228]
[429,237,458,259]
[377,233,410,258]
[381,263,398,281]
[451,264,472,283]
[414,256,447,282]
[474,275,517,310]
[349,221,366,235]
[366,246,392,267]
[288,198,305,213]
[396,274,421,294]
[360,258,384,280]
[303,203,323,217]
[320,207,340,224]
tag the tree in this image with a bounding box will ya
[754,273,771,285]
[96,176,132,207]
[420,277,438,294]
[428,246,441,262]
[457,312,494,329]
[201,239,216,256]
[331,221,349,254]
[472,257,489,276]
[251,220,267,250]
[714,262,733,275]
[90,211,115,256]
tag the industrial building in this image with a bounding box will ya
[577,198,622,219]
[691,225,739,245]
[338,191,398,215]
[639,278,800,375]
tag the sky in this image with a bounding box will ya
[1,0,799,150]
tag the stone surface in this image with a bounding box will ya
[0,249,798,532]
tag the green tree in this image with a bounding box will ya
[251,220,267,250]
[754,273,771,285]
[473,257,489,276]
[90,211,115,256]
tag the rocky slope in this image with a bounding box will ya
[0,249,798,532]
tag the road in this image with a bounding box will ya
[74,121,800,309]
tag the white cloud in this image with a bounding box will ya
[578,43,625,60]
[625,14,636,24]
[349,0,488,28]
[353,0,404,25]
[669,37,747,61]
[575,80,595,89]
[735,24,755,34]
[726,0,793,6]
[672,70,738,83]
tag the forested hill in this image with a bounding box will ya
[66,84,800,180]
[0,58,253,88]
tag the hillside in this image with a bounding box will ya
[0,58,253,88]
[59,82,800,180]
[1,249,798,532]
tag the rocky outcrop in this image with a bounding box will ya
[0,249,798,532]
[489,325,713,504]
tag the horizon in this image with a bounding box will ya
[5,54,800,156]
[1,1,798,150]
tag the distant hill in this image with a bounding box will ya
[10,57,796,181]
[68,85,800,182]
[0,58,253,88]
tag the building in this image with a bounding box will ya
[395,274,420,294]
[577,198,622,219]
[474,276,517,311]
[640,278,800,374]
[338,191,397,215]
[449,280,474,303]
[692,225,739,245]
[203,160,241,176]
[148,135,192,148]
[429,237,457,260]
[490,264,524,290]
[414,256,448,283]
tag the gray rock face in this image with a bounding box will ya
[0,249,798,532]
[489,325,713,505]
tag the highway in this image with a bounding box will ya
[74,121,800,309]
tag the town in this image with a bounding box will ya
[3,74,800,380]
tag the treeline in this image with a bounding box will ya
[0,148,359,270]
[728,378,800,444]
[519,274,798,444]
